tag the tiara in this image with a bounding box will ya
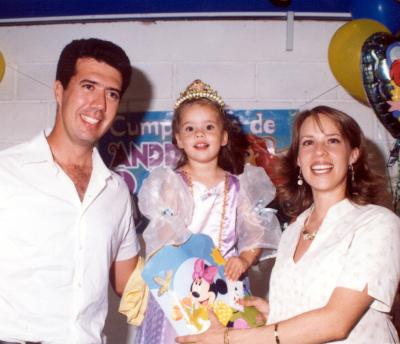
[174,79,225,109]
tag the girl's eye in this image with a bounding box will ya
[206,124,215,130]
[184,126,194,132]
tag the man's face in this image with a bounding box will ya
[54,57,123,148]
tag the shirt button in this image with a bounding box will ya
[78,282,82,288]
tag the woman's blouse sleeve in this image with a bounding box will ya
[138,167,193,259]
[236,164,282,259]
[336,206,400,312]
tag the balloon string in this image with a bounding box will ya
[297,84,340,110]
[6,63,53,90]
[6,60,341,107]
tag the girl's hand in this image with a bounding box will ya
[175,310,225,343]
[240,296,270,320]
[224,256,248,281]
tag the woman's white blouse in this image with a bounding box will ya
[268,199,400,343]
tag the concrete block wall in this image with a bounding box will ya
[0,19,397,343]
[0,20,396,155]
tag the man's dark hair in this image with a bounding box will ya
[56,38,132,96]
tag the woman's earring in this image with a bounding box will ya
[297,170,304,186]
[349,164,355,182]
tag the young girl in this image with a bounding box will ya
[134,80,281,344]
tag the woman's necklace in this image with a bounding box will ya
[180,170,229,250]
[302,206,318,241]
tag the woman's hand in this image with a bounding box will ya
[175,310,226,344]
[240,296,270,320]
[224,256,248,281]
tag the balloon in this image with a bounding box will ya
[361,32,400,138]
[0,51,5,82]
[351,0,400,35]
[328,19,390,104]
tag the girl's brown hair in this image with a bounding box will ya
[172,98,246,174]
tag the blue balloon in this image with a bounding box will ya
[351,0,400,34]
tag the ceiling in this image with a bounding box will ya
[0,0,352,24]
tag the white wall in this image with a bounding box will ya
[0,19,396,343]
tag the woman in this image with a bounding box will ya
[176,105,400,343]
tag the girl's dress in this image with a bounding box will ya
[268,198,400,343]
[135,164,281,344]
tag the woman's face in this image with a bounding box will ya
[297,114,359,199]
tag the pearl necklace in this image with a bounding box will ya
[302,206,318,241]
[180,170,229,250]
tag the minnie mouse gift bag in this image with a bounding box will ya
[142,233,265,336]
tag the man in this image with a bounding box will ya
[0,38,139,343]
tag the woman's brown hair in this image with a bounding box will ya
[277,105,386,218]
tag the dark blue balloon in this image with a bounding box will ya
[361,32,400,139]
[351,0,400,34]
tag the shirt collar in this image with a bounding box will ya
[19,129,55,165]
[298,198,356,221]
[297,198,358,241]
[294,198,357,235]
[19,129,116,185]
[323,198,356,224]
[92,146,115,184]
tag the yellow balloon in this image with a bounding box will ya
[0,51,5,82]
[328,19,390,104]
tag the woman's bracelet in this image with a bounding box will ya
[274,323,280,344]
[224,328,231,344]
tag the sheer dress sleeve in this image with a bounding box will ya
[138,167,193,259]
[236,164,282,259]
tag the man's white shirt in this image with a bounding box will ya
[0,131,139,343]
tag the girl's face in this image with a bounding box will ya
[175,103,228,166]
[297,114,359,200]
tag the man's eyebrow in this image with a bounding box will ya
[79,79,98,85]
[79,79,121,95]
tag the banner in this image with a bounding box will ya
[98,109,294,231]
[99,109,295,195]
